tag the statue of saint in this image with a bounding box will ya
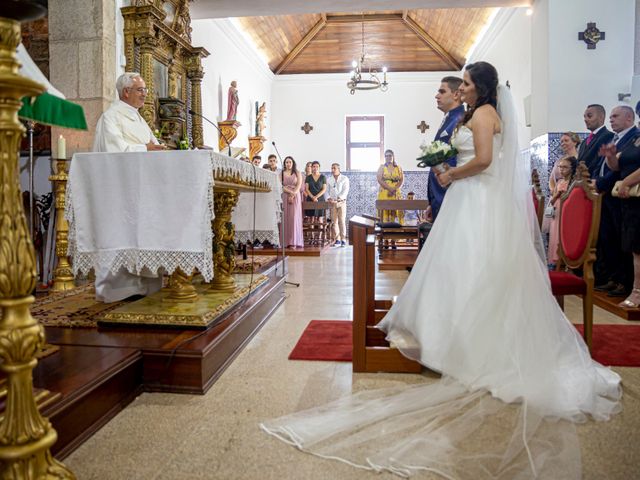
[255,101,266,137]
[226,81,239,121]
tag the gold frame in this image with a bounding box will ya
[122,0,209,147]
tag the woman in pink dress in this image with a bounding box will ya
[281,156,304,248]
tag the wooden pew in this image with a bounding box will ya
[375,199,429,257]
[302,200,332,246]
[350,216,422,373]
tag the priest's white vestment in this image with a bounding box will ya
[92,100,162,302]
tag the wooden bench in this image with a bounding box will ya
[374,199,429,257]
[350,215,422,373]
[302,200,332,246]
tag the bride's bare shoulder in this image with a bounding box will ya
[469,105,501,133]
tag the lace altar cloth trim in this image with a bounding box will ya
[235,230,279,244]
[65,151,215,282]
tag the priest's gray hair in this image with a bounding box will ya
[116,72,143,98]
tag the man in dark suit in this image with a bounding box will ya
[594,105,638,296]
[577,104,614,178]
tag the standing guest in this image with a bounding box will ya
[304,161,327,245]
[251,155,262,166]
[281,156,304,248]
[267,154,279,173]
[577,104,614,178]
[594,105,639,298]
[92,72,166,303]
[549,132,580,192]
[601,106,640,307]
[427,76,465,222]
[376,149,404,224]
[547,156,576,269]
[327,163,350,247]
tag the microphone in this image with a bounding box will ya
[271,141,284,168]
[188,109,232,157]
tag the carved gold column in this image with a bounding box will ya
[186,54,204,148]
[0,15,74,479]
[210,189,239,291]
[49,159,75,291]
[138,37,157,128]
[165,268,198,302]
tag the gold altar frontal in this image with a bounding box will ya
[99,274,269,328]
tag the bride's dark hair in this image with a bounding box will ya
[460,61,499,126]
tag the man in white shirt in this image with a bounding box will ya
[93,72,167,152]
[327,163,350,246]
[92,72,166,302]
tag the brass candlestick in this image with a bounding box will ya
[49,158,75,291]
[0,14,74,480]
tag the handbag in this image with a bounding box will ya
[612,181,640,197]
[544,203,555,218]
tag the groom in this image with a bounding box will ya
[426,76,465,223]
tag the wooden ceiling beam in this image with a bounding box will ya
[275,16,327,74]
[402,15,462,71]
[325,13,404,23]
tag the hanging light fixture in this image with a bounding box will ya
[347,15,388,95]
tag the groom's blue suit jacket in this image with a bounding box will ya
[427,105,465,220]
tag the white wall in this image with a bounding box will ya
[470,7,533,145]
[271,72,455,172]
[191,19,274,153]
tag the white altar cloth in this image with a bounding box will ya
[66,150,215,282]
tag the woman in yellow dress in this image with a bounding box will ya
[376,149,404,224]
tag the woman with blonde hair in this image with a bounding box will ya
[549,131,580,191]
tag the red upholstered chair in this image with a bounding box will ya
[548,162,601,350]
[531,168,545,227]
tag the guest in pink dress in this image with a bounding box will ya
[547,156,576,268]
[281,156,304,248]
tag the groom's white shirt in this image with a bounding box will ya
[93,100,159,153]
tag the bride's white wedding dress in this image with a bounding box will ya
[261,87,621,479]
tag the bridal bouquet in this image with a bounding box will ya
[417,140,457,173]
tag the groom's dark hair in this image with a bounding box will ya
[441,76,463,93]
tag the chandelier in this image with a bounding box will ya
[347,17,388,95]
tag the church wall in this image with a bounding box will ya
[191,19,274,154]
[270,72,451,172]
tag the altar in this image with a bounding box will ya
[65,149,282,327]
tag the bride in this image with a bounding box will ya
[261,62,621,479]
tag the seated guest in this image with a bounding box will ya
[595,105,638,299]
[92,72,166,302]
[304,161,327,245]
[93,72,166,153]
[403,192,425,226]
[549,132,580,192]
[547,156,576,269]
[601,106,640,307]
[326,163,350,246]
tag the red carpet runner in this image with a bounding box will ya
[290,320,640,367]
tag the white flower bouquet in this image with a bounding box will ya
[417,140,457,173]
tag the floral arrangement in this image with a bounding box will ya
[153,126,165,140]
[417,140,457,172]
[178,138,190,150]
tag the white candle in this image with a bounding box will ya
[57,134,66,159]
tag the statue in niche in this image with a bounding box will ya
[226,80,239,121]
[255,101,266,137]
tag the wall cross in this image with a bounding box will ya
[417,121,430,134]
[301,122,314,134]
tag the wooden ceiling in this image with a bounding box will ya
[236,8,497,74]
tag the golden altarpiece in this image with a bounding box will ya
[121,0,209,148]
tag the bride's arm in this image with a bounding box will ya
[439,106,498,184]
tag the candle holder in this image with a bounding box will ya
[48,157,75,291]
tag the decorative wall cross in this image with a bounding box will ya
[416,121,430,134]
[579,22,605,50]
[301,122,314,134]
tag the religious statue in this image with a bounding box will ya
[226,80,239,121]
[255,101,266,137]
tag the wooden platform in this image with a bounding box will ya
[593,291,640,321]
[27,259,286,459]
[378,249,418,271]
[250,244,332,257]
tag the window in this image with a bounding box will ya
[346,116,384,171]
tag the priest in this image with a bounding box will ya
[92,72,166,302]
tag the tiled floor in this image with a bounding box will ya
[64,247,640,479]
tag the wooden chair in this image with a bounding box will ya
[350,215,422,373]
[531,168,545,228]
[302,200,332,246]
[374,199,429,258]
[548,162,601,350]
